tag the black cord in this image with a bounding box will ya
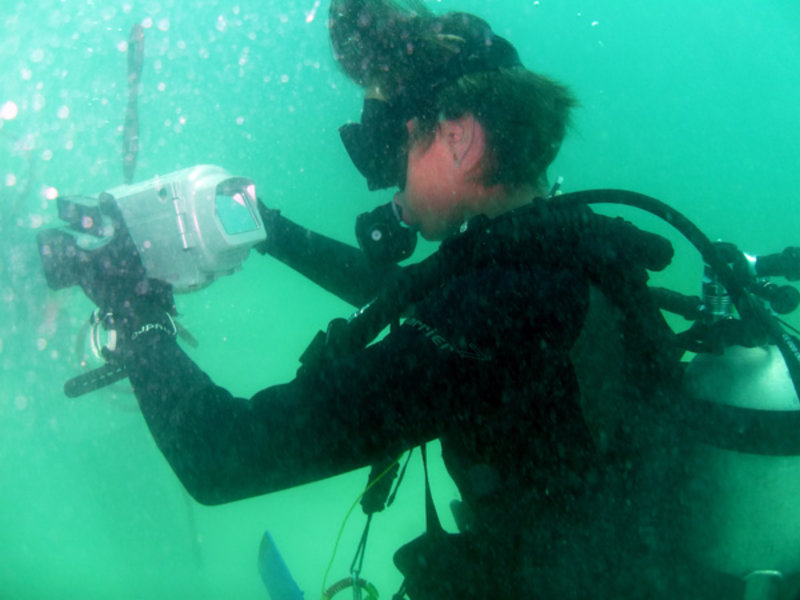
[349,513,372,577]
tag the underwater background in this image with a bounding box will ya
[1,0,799,598]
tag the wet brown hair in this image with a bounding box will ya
[330,0,443,97]
[419,68,576,189]
[329,0,576,189]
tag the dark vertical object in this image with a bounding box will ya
[123,23,144,184]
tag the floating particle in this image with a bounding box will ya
[1,101,18,120]
[306,0,321,23]
[29,214,44,229]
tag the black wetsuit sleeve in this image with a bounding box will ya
[123,315,477,505]
[256,206,400,307]
[123,261,587,507]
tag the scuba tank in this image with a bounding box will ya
[683,345,800,576]
[676,247,800,599]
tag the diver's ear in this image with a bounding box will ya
[438,114,482,170]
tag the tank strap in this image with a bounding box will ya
[421,444,444,535]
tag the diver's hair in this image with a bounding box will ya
[415,68,577,190]
[330,0,576,189]
[330,0,464,99]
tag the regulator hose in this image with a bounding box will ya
[340,189,800,402]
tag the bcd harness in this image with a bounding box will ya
[304,189,800,599]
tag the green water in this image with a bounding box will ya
[1,0,799,598]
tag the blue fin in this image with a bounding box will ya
[258,531,304,600]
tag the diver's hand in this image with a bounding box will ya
[68,213,176,341]
[82,274,172,314]
[81,274,176,343]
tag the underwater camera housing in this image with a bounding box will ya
[37,165,266,294]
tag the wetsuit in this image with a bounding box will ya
[120,203,676,598]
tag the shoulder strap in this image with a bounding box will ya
[420,444,444,536]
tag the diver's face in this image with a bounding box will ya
[394,117,485,241]
[394,134,464,240]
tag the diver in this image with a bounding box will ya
[70,0,695,597]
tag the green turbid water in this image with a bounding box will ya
[1,1,799,598]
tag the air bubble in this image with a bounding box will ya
[29,214,44,229]
[1,101,19,120]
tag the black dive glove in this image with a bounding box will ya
[85,277,176,347]
[58,275,177,398]
[60,270,177,397]
[254,198,280,256]
[65,208,178,350]
[78,251,177,356]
